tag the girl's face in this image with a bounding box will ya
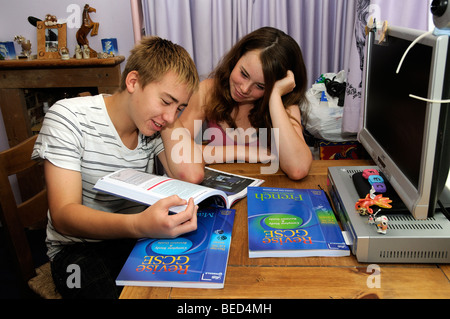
[229,50,265,105]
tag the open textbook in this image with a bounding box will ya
[94,167,264,213]
[116,207,235,288]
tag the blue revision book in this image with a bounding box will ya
[247,187,349,258]
[116,207,235,288]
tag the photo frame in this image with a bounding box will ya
[0,41,16,60]
[37,21,67,59]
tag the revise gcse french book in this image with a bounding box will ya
[247,187,349,258]
[94,167,263,213]
[116,207,235,288]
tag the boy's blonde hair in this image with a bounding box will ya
[120,36,199,93]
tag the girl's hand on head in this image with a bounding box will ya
[272,70,296,97]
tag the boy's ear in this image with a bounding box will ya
[125,70,139,93]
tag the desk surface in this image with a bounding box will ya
[120,160,450,299]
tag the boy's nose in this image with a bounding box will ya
[162,108,177,124]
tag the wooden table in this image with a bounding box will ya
[120,160,450,299]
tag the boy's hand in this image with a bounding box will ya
[131,195,198,239]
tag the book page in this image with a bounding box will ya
[109,168,159,186]
[95,168,229,213]
[201,168,256,196]
[202,167,264,205]
[150,179,210,200]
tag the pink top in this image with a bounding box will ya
[204,121,259,147]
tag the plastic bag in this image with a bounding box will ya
[300,71,354,142]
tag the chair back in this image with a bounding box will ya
[0,135,48,283]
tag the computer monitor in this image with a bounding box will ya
[359,25,450,220]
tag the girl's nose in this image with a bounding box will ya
[241,81,252,94]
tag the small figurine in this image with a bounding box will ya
[44,14,58,26]
[365,18,388,44]
[76,4,99,58]
[60,47,70,60]
[355,188,392,216]
[75,45,82,59]
[82,44,90,59]
[375,215,389,234]
[14,35,32,59]
[97,52,108,59]
[368,210,388,234]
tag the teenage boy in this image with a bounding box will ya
[32,36,204,298]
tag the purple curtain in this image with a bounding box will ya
[140,0,430,134]
[141,0,356,86]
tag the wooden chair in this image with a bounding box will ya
[0,135,61,298]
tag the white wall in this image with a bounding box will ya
[0,0,136,151]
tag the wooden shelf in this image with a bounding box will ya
[0,56,125,147]
[0,56,124,69]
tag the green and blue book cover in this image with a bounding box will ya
[247,187,349,258]
[116,207,235,288]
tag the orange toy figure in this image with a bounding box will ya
[355,193,392,215]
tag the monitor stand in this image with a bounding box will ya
[327,166,450,263]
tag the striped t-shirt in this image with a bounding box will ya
[32,94,164,259]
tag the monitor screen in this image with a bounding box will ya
[359,26,450,220]
[365,34,430,189]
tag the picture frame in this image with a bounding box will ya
[0,41,16,60]
[37,21,67,59]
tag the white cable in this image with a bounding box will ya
[409,94,450,103]
[396,30,434,74]
[396,30,449,104]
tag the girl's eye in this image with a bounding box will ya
[256,84,265,90]
[240,70,249,78]
[177,105,186,112]
[162,99,170,105]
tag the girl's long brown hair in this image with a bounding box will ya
[205,27,307,142]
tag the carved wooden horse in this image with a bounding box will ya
[76,4,99,57]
